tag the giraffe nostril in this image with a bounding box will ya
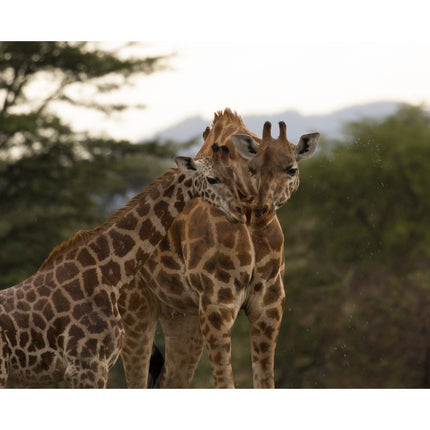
[254,205,269,217]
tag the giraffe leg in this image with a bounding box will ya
[0,333,9,388]
[246,275,285,388]
[119,280,158,388]
[156,314,204,388]
[199,296,240,388]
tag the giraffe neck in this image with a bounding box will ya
[45,168,195,295]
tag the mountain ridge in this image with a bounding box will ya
[151,101,401,144]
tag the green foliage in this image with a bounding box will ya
[0,42,173,289]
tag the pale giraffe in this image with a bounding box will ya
[119,109,319,388]
[0,144,245,388]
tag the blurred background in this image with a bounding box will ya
[0,38,429,388]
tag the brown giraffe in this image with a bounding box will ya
[0,144,245,388]
[119,109,319,388]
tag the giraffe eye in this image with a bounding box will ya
[287,167,298,176]
[207,177,219,184]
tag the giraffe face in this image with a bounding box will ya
[175,144,246,224]
[246,122,320,226]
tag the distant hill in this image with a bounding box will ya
[152,101,400,144]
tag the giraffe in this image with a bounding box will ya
[0,143,245,388]
[119,109,320,388]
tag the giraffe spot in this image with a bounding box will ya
[257,321,275,340]
[217,288,234,304]
[136,200,151,217]
[63,279,85,301]
[163,183,176,199]
[110,229,136,258]
[82,338,98,358]
[81,311,108,334]
[19,331,30,348]
[73,302,91,320]
[258,258,280,280]
[116,212,139,231]
[89,235,110,261]
[16,349,27,368]
[30,328,45,349]
[56,262,79,284]
[215,221,236,248]
[139,218,159,243]
[266,308,281,321]
[69,324,85,341]
[237,251,252,267]
[32,313,47,330]
[208,312,223,330]
[52,289,71,313]
[41,351,55,368]
[253,283,263,293]
[263,283,282,306]
[259,342,270,353]
[34,273,44,287]
[160,255,181,271]
[77,248,96,267]
[215,270,231,284]
[101,260,121,285]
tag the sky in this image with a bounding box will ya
[5,0,430,144]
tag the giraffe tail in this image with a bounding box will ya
[148,342,164,388]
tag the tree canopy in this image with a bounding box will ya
[0,42,184,288]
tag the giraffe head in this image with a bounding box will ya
[233,121,319,227]
[175,143,246,224]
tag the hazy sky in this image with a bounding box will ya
[5,0,430,143]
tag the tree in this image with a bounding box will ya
[0,42,175,289]
[272,104,430,387]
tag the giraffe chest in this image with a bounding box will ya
[138,210,256,315]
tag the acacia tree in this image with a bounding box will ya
[0,42,172,288]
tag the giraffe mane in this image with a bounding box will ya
[212,108,245,128]
[37,168,177,272]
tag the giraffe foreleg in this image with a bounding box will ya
[199,296,240,388]
[0,332,9,388]
[246,275,285,388]
[118,280,158,388]
[156,313,204,388]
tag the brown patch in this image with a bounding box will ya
[154,200,174,226]
[258,258,280,280]
[89,235,110,261]
[266,308,281,321]
[116,212,138,231]
[73,302,91,320]
[34,273,44,287]
[32,313,46,330]
[77,248,96,267]
[161,255,181,271]
[25,290,37,303]
[63,279,85,301]
[259,342,270,354]
[208,312,223,330]
[258,321,275,340]
[263,283,282,306]
[101,260,121,285]
[82,268,99,295]
[19,331,29,348]
[52,289,71,313]
[109,229,136,257]
[217,288,234,304]
[253,282,263,293]
[56,262,79,284]
[127,292,142,312]
[136,200,151,217]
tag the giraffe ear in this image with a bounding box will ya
[294,132,320,162]
[230,134,259,160]
[175,156,198,173]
